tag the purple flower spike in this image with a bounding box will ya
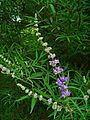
[56,75,71,98]
[53,67,64,74]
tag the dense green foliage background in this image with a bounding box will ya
[0,0,90,120]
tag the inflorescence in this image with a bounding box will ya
[17,83,62,111]
[0,55,62,111]
[0,13,71,113]
[34,13,71,98]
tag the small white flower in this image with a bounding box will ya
[34,24,38,27]
[42,42,48,47]
[87,89,90,95]
[17,83,22,87]
[25,89,29,93]
[0,55,2,57]
[3,58,6,61]
[11,73,15,78]
[39,95,43,101]
[34,20,38,23]
[65,107,70,112]
[0,55,4,58]
[16,16,21,22]
[8,61,11,64]
[0,64,3,69]
[6,60,9,63]
[52,102,57,110]
[37,37,43,41]
[48,53,56,59]
[21,86,26,90]
[44,47,52,53]
[36,32,41,36]
[34,28,39,31]
[48,98,52,104]
[17,83,26,90]
[57,105,62,111]
[12,15,21,22]
[6,69,10,74]
[84,95,89,101]
[28,91,33,96]
[35,13,37,19]
[34,93,38,98]
[2,67,7,71]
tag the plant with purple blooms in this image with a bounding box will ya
[34,13,71,98]
[56,76,71,98]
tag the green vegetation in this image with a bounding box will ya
[0,0,90,120]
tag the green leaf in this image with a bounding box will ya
[43,75,55,98]
[70,99,86,120]
[16,95,29,102]
[49,4,56,15]
[48,110,57,119]
[30,72,43,79]
[30,97,37,113]
[53,110,57,119]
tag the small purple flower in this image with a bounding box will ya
[53,67,63,74]
[59,85,68,90]
[56,79,64,86]
[61,91,66,98]
[59,76,68,83]
[56,76,68,86]
[49,61,56,66]
[49,59,59,66]
[54,59,59,64]
[65,89,71,96]
[61,89,71,98]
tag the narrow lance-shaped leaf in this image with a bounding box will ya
[30,97,37,114]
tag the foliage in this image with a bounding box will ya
[0,0,90,120]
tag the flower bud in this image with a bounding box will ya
[52,102,57,110]
[25,89,29,93]
[44,47,52,53]
[42,42,48,47]
[6,69,10,74]
[39,95,43,101]
[2,67,7,72]
[57,105,62,111]
[28,91,33,96]
[0,64,3,69]
[34,93,38,98]
[48,98,52,104]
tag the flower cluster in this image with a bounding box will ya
[0,55,16,78]
[17,83,62,111]
[83,89,90,101]
[56,76,71,98]
[34,13,71,98]
[0,55,11,64]
[0,63,15,78]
